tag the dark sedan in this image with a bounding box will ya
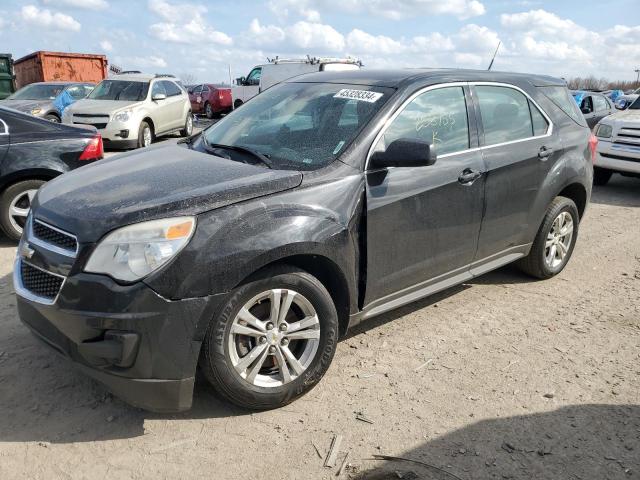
[572,90,614,129]
[0,106,103,240]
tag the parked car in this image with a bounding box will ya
[0,106,103,239]
[0,82,94,122]
[572,90,614,129]
[62,73,192,149]
[232,56,361,108]
[15,69,593,412]
[592,96,640,185]
[615,88,640,110]
[188,84,232,118]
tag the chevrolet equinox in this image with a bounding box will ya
[15,69,594,412]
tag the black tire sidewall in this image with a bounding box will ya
[0,179,45,241]
[593,167,612,186]
[200,268,338,409]
[537,199,579,277]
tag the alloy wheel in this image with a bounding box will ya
[545,211,574,269]
[8,189,37,235]
[186,115,193,135]
[143,126,152,147]
[228,289,321,388]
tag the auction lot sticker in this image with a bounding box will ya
[334,89,383,103]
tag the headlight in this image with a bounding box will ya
[30,108,42,115]
[113,110,132,122]
[85,217,195,282]
[596,124,612,139]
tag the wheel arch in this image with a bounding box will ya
[0,169,60,193]
[557,182,587,219]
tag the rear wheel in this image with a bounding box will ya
[234,99,243,109]
[593,167,613,186]
[517,196,579,279]
[205,102,214,119]
[199,266,338,409]
[0,179,45,241]
[180,112,193,137]
[137,121,153,148]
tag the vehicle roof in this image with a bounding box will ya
[23,81,88,86]
[108,73,178,82]
[571,90,605,96]
[287,68,565,89]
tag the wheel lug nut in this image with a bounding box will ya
[281,338,289,346]
[266,322,274,330]
[259,336,267,344]
[279,323,287,331]
[269,346,277,353]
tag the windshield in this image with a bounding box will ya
[629,97,640,110]
[203,82,391,170]
[8,84,65,100]
[88,80,149,101]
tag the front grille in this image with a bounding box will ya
[20,261,64,300]
[73,113,109,118]
[32,220,77,254]
[74,122,107,129]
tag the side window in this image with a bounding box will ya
[580,96,594,113]
[162,81,182,97]
[539,86,587,127]
[151,81,166,97]
[594,95,608,112]
[529,100,549,136]
[476,85,534,145]
[377,86,469,156]
[201,85,209,94]
[246,68,262,86]
[193,85,202,94]
[65,86,87,100]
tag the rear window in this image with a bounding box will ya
[539,86,587,127]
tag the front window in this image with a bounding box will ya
[87,80,149,101]
[246,68,262,86]
[202,82,391,170]
[8,84,65,100]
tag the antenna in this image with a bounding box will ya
[488,41,501,71]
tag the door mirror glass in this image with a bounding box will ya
[370,138,437,169]
[152,93,167,101]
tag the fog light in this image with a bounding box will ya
[118,129,129,139]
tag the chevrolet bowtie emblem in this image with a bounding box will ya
[19,243,35,259]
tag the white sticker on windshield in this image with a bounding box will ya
[333,89,383,103]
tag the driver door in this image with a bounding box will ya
[364,85,485,306]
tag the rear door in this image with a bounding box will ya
[471,83,557,265]
[364,84,485,305]
[191,84,203,113]
[160,80,186,131]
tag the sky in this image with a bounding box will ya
[0,0,639,84]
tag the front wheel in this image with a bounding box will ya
[199,266,338,409]
[137,121,153,148]
[0,179,45,241]
[180,112,193,137]
[517,196,579,279]
[44,114,60,123]
[593,167,613,186]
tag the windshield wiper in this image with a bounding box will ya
[202,137,273,169]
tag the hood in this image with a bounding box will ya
[0,99,53,113]
[607,108,640,126]
[33,145,303,242]
[67,99,142,115]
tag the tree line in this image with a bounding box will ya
[566,76,640,91]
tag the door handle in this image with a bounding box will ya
[538,146,554,160]
[458,169,482,184]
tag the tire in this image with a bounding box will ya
[593,167,613,186]
[234,99,243,109]
[180,112,193,137]
[0,179,46,241]
[137,121,153,148]
[199,266,339,410]
[44,114,60,123]
[517,196,579,279]
[205,102,214,119]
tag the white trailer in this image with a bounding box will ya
[231,56,361,108]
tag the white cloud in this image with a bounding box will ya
[20,5,81,31]
[268,0,321,21]
[148,0,231,45]
[42,0,108,10]
[115,55,168,69]
[100,40,113,52]
[346,29,405,55]
[286,21,345,51]
[246,19,286,46]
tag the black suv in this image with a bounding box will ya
[15,70,593,412]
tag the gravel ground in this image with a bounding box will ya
[0,175,638,480]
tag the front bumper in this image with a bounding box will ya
[15,264,225,412]
[65,116,140,148]
[595,140,640,174]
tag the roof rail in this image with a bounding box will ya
[155,73,175,78]
[119,70,142,74]
[265,55,362,66]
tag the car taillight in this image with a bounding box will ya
[588,133,598,163]
[219,92,224,100]
[79,134,104,161]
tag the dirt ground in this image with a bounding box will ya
[0,176,638,480]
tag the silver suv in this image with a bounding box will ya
[62,73,193,149]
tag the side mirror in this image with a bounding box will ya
[236,77,246,86]
[152,93,167,101]
[369,138,437,169]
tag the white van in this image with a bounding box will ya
[231,56,361,108]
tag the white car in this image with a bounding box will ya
[62,73,192,149]
[593,97,640,185]
[232,57,361,108]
